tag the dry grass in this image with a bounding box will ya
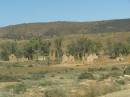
[0,62,129,97]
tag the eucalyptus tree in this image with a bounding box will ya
[54,38,63,63]
[108,42,130,58]
[0,41,17,60]
[67,39,102,60]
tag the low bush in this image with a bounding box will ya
[0,75,18,82]
[111,66,120,71]
[6,83,27,94]
[88,68,98,72]
[109,71,122,77]
[78,72,94,80]
[44,88,67,97]
[97,73,110,81]
[0,92,13,97]
[116,79,125,85]
[97,67,107,71]
[38,80,58,87]
[124,66,130,75]
[28,72,46,80]
[82,81,121,97]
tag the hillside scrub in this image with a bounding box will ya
[108,42,130,58]
[0,19,130,39]
[1,36,130,63]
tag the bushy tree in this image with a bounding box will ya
[108,42,130,58]
[0,41,17,60]
[24,37,41,60]
[15,48,25,58]
[67,39,102,59]
[24,37,51,60]
[40,41,50,56]
[54,38,63,63]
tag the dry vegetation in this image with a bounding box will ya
[0,18,130,39]
[0,62,130,97]
[0,19,130,97]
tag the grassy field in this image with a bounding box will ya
[0,62,130,97]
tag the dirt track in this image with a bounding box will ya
[100,89,130,97]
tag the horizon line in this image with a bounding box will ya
[0,17,130,28]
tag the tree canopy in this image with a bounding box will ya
[67,39,102,59]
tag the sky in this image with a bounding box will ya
[0,0,130,27]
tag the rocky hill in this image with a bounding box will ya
[0,18,130,39]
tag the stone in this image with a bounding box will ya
[62,54,75,64]
[83,53,98,64]
[9,54,17,62]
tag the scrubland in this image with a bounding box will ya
[0,62,130,97]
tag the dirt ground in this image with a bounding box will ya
[100,89,130,97]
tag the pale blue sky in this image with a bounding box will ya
[0,0,130,27]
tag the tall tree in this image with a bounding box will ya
[54,38,63,63]
[67,39,102,60]
[0,41,17,60]
[108,42,130,58]
[24,37,40,60]
[40,41,50,56]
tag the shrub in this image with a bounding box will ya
[6,83,27,94]
[109,71,122,77]
[97,67,106,71]
[124,66,130,75]
[29,72,46,80]
[108,42,129,58]
[116,79,125,85]
[38,80,58,87]
[0,75,18,82]
[0,92,13,97]
[44,88,67,97]
[82,81,121,97]
[78,72,94,80]
[111,66,120,71]
[98,73,110,81]
[88,68,98,72]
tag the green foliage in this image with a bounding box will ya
[29,72,46,80]
[108,42,130,58]
[78,72,94,80]
[24,37,41,59]
[1,36,130,63]
[124,66,130,75]
[116,79,125,85]
[68,39,102,59]
[0,37,51,61]
[40,41,50,56]
[44,88,67,97]
[54,38,63,63]
[0,75,18,82]
[0,50,9,61]
[24,37,50,60]
[24,40,35,60]
[0,41,17,60]
[6,83,27,94]
[15,48,25,58]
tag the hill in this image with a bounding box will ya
[0,18,130,39]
